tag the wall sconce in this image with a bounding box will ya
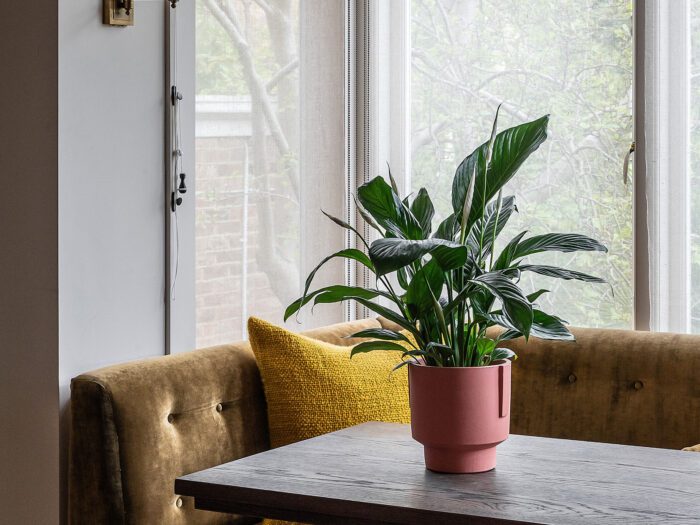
[103,0,134,26]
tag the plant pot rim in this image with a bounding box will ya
[408,360,511,370]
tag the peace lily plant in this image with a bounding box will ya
[286,109,607,369]
[286,109,608,473]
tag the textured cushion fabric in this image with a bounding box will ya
[247,317,411,449]
[68,318,384,525]
[496,326,700,450]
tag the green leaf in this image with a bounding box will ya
[321,210,368,246]
[348,328,415,347]
[452,115,549,232]
[527,289,549,303]
[498,309,574,341]
[433,214,458,241]
[492,230,528,270]
[410,188,435,237]
[352,195,383,234]
[285,285,387,321]
[405,259,444,313]
[511,233,608,260]
[490,347,517,362]
[467,195,517,255]
[529,310,575,340]
[311,292,421,341]
[397,266,411,290]
[356,176,422,239]
[519,264,607,283]
[294,248,375,320]
[459,164,477,243]
[350,340,408,358]
[312,286,392,306]
[470,272,533,338]
[387,163,400,195]
[368,238,468,276]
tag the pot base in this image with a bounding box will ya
[423,444,497,474]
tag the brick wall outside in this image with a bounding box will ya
[195,136,291,348]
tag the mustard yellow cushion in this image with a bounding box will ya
[247,317,411,449]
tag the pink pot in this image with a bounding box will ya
[408,360,511,473]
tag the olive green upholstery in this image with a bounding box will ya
[69,322,700,524]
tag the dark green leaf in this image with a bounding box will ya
[350,341,408,358]
[492,230,528,270]
[529,310,575,340]
[527,289,549,303]
[368,238,468,275]
[467,195,517,254]
[313,286,392,306]
[285,285,386,321]
[405,259,444,312]
[520,264,607,283]
[497,310,574,341]
[348,328,415,347]
[294,248,375,320]
[356,176,422,239]
[352,195,383,233]
[490,347,517,362]
[452,115,549,232]
[470,272,533,338]
[321,210,368,247]
[511,233,608,260]
[410,188,435,236]
[433,214,458,241]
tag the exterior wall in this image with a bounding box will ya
[195,135,290,347]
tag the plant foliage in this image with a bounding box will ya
[286,112,608,367]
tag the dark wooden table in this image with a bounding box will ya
[175,422,700,524]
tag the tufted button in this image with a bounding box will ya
[167,414,175,424]
[633,380,644,390]
[215,403,223,412]
[175,497,183,508]
[568,373,577,384]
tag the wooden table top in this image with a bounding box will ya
[175,422,700,524]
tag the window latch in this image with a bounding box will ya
[623,142,635,185]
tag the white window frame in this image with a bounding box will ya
[638,0,691,332]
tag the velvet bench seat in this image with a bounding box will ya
[68,320,700,524]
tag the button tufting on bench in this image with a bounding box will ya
[215,403,223,412]
[568,373,577,384]
[167,414,175,424]
[175,497,183,508]
[633,380,644,390]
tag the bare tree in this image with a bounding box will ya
[203,0,301,303]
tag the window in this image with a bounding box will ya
[407,0,634,328]
[170,0,700,348]
[194,0,348,347]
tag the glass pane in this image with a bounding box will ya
[410,0,634,328]
[692,2,700,332]
[195,1,301,347]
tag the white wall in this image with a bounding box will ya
[59,0,166,521]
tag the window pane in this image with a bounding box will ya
[410,0,634,328]
[692,1,700,332]
[195,1,347,347]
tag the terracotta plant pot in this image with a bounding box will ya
[408,361,511,473]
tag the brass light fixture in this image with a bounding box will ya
[103,0,134,26]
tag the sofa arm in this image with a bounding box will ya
[69,378,126,524]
